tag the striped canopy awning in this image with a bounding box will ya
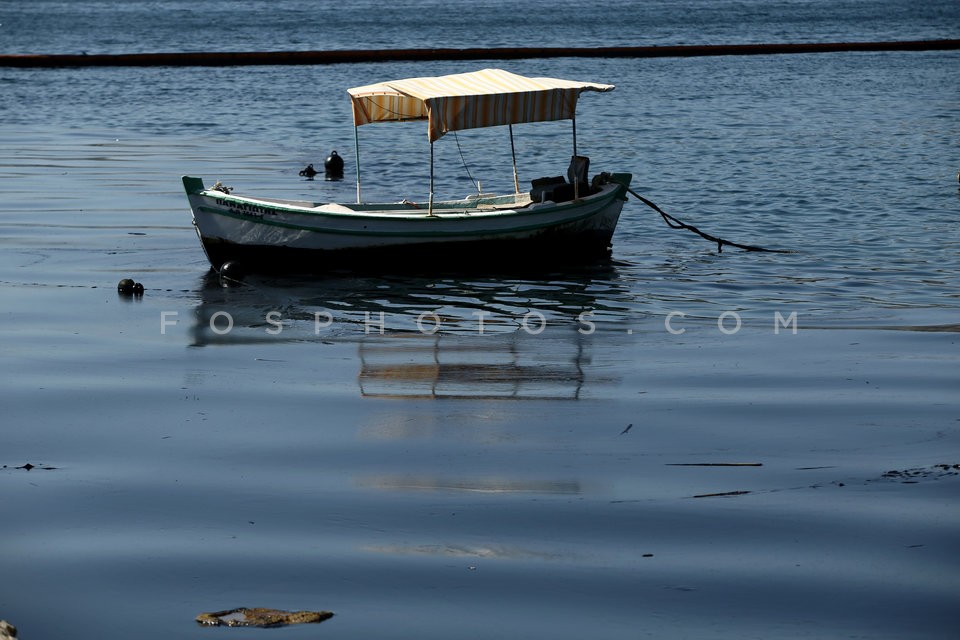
[347,68,615,143]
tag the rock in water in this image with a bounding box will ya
[196,607,333,628]
[0,620,17,640]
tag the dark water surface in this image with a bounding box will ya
[2,0,959,53]
[2,1,959,638]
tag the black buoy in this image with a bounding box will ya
[324,150,344,180]
[299,163,318,178]
[118,278,144,296]
[219,261,246,284]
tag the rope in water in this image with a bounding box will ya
[619,184,791,254]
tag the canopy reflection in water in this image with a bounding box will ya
[357,331,598,400]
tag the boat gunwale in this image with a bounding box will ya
[193,189,623,238]
[191,179,626,224]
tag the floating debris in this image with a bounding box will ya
[196,607,333,628]
[876,464,959,483]
[668,462,762,467]
[0,620,16,640]
[10,462,58,471]
[692,490,751,498]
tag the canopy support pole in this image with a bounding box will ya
[572,117,579,200]
[509,124,519,194]
[428,142,435,216]
[354,125,362,203]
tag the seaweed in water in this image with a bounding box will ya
[876,464,960,483]
[196,607,334,628]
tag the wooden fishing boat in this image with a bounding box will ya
[182,68,632,272]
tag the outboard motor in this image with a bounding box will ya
[324,150,344,180]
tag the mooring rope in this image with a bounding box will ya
[621,184,791,253]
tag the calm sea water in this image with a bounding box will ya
[2,0,959,52]
[1,2,959,639]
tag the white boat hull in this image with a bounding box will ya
[183,173,631,272]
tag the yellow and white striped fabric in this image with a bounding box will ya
[348,68,614,142]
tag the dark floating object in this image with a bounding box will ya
[196,607,334,628]
[117,278,144,296]
[878,463,960,483]
[13,462,57,471]
[3,40,958,68]
[667,462,762,467]
[0,620,16,640]
[219,260,246,282]
[299,163,318,178]
[692,490,751,498]
[324,150,344,180]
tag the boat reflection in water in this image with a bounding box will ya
[188,264,629,399]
